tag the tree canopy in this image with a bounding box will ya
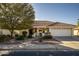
[0,3,35,37]
[77,19,79,27]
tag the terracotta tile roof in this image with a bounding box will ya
[49,22,76,26]
[33,21,75,26]
[33,21,54,26]
[32,21,76,28]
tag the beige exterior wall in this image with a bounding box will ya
[0,29,10,35]
[0,29,29,35]
[74,29,79,36]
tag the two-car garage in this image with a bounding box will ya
[48,22,75,36]
[49,28,73,36]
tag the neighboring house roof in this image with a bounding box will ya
[33,21,76,28]
[74,27,79,30]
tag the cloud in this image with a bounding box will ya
[35,18,39,20]
[35,18,49,21]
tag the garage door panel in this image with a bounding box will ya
[49,29,72,36]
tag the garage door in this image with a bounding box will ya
[49,29,72,36]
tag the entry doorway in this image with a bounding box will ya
[28,29,33,38]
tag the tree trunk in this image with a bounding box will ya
[77,30,79,36]
[10,29,14,39]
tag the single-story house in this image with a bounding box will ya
[0,21,76,37]
[32,21,75,36]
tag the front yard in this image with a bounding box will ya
[0,36,79,55]
[0,36,79,50]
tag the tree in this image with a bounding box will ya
[77,19,79,26]
[77,19,79,35]
[0,3,35,38]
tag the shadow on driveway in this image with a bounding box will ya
[54,36,79,41]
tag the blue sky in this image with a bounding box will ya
[32,3,79,25]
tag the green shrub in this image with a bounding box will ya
[41,35,53,39]
[0,35,11,42]
[22,31,27,37]
[28,35,33,38]
[37,34,53,42]
[0,35,5,42]
[15,34,19,38]
[16,35,24,40]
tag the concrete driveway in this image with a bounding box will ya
[54,36,79,50]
